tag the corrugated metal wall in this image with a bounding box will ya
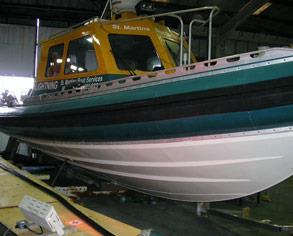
[0,23,64,77]
[0,24,64,151]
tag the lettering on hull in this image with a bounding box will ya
[34,75,105,94]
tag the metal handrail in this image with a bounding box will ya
[208,7,218,61]
[48,6,220,66]
[188,7,219,64]
[188,19,206,64]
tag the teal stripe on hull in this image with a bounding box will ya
[3,103,293,141]
[4,60,293,116]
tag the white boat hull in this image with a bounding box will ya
[19,127,293,202]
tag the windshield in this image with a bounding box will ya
[109,34,164,72]
[165,39,189,66]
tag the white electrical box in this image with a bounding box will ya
[19,195,64,236]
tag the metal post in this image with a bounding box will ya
[33,18,40,79]
[110,0,113,19]
[51,160,67,186]
[208,8,217,61]
[257,192,261,204]
[1,137,19,161]
[188,18,206,64]
[101,0,110,19]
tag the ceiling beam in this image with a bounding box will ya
[0,3,98,23]
[272,0,293,7]
[0,3,97,14]
[88,0,107,11]
[197,0,246,12]
[240,16,293,38]
[218,0,270,38]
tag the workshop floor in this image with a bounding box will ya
[77,177,293,236]
[24,161,293,236]
[81,193,233,236]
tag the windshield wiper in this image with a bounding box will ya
[110,50,136,76]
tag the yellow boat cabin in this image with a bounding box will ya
[35,10,195,94]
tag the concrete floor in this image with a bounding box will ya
[211,177,293,236]
[80,193,234,236]
[75,177,292,236]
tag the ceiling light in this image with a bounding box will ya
[253,2,272,16]
[70,65,77,71]
[86,37,93,43]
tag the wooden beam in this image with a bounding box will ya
[218,0,269,38]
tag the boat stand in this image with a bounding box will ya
[51,159,67,186]
[197,202,293,235]
[1,137,19,161]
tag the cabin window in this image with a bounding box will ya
[108,34,163,72]
[165,39,188,66]
[65,36,98,74]
[45,44,64,77]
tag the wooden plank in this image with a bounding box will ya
[0,157,141,236]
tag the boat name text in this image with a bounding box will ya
[35,81,59,91]
[112,24,150,31]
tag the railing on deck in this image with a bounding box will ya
[49,6,220,67]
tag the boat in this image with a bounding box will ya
[1,0,293,202]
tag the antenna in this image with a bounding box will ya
[101,0,113,19]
